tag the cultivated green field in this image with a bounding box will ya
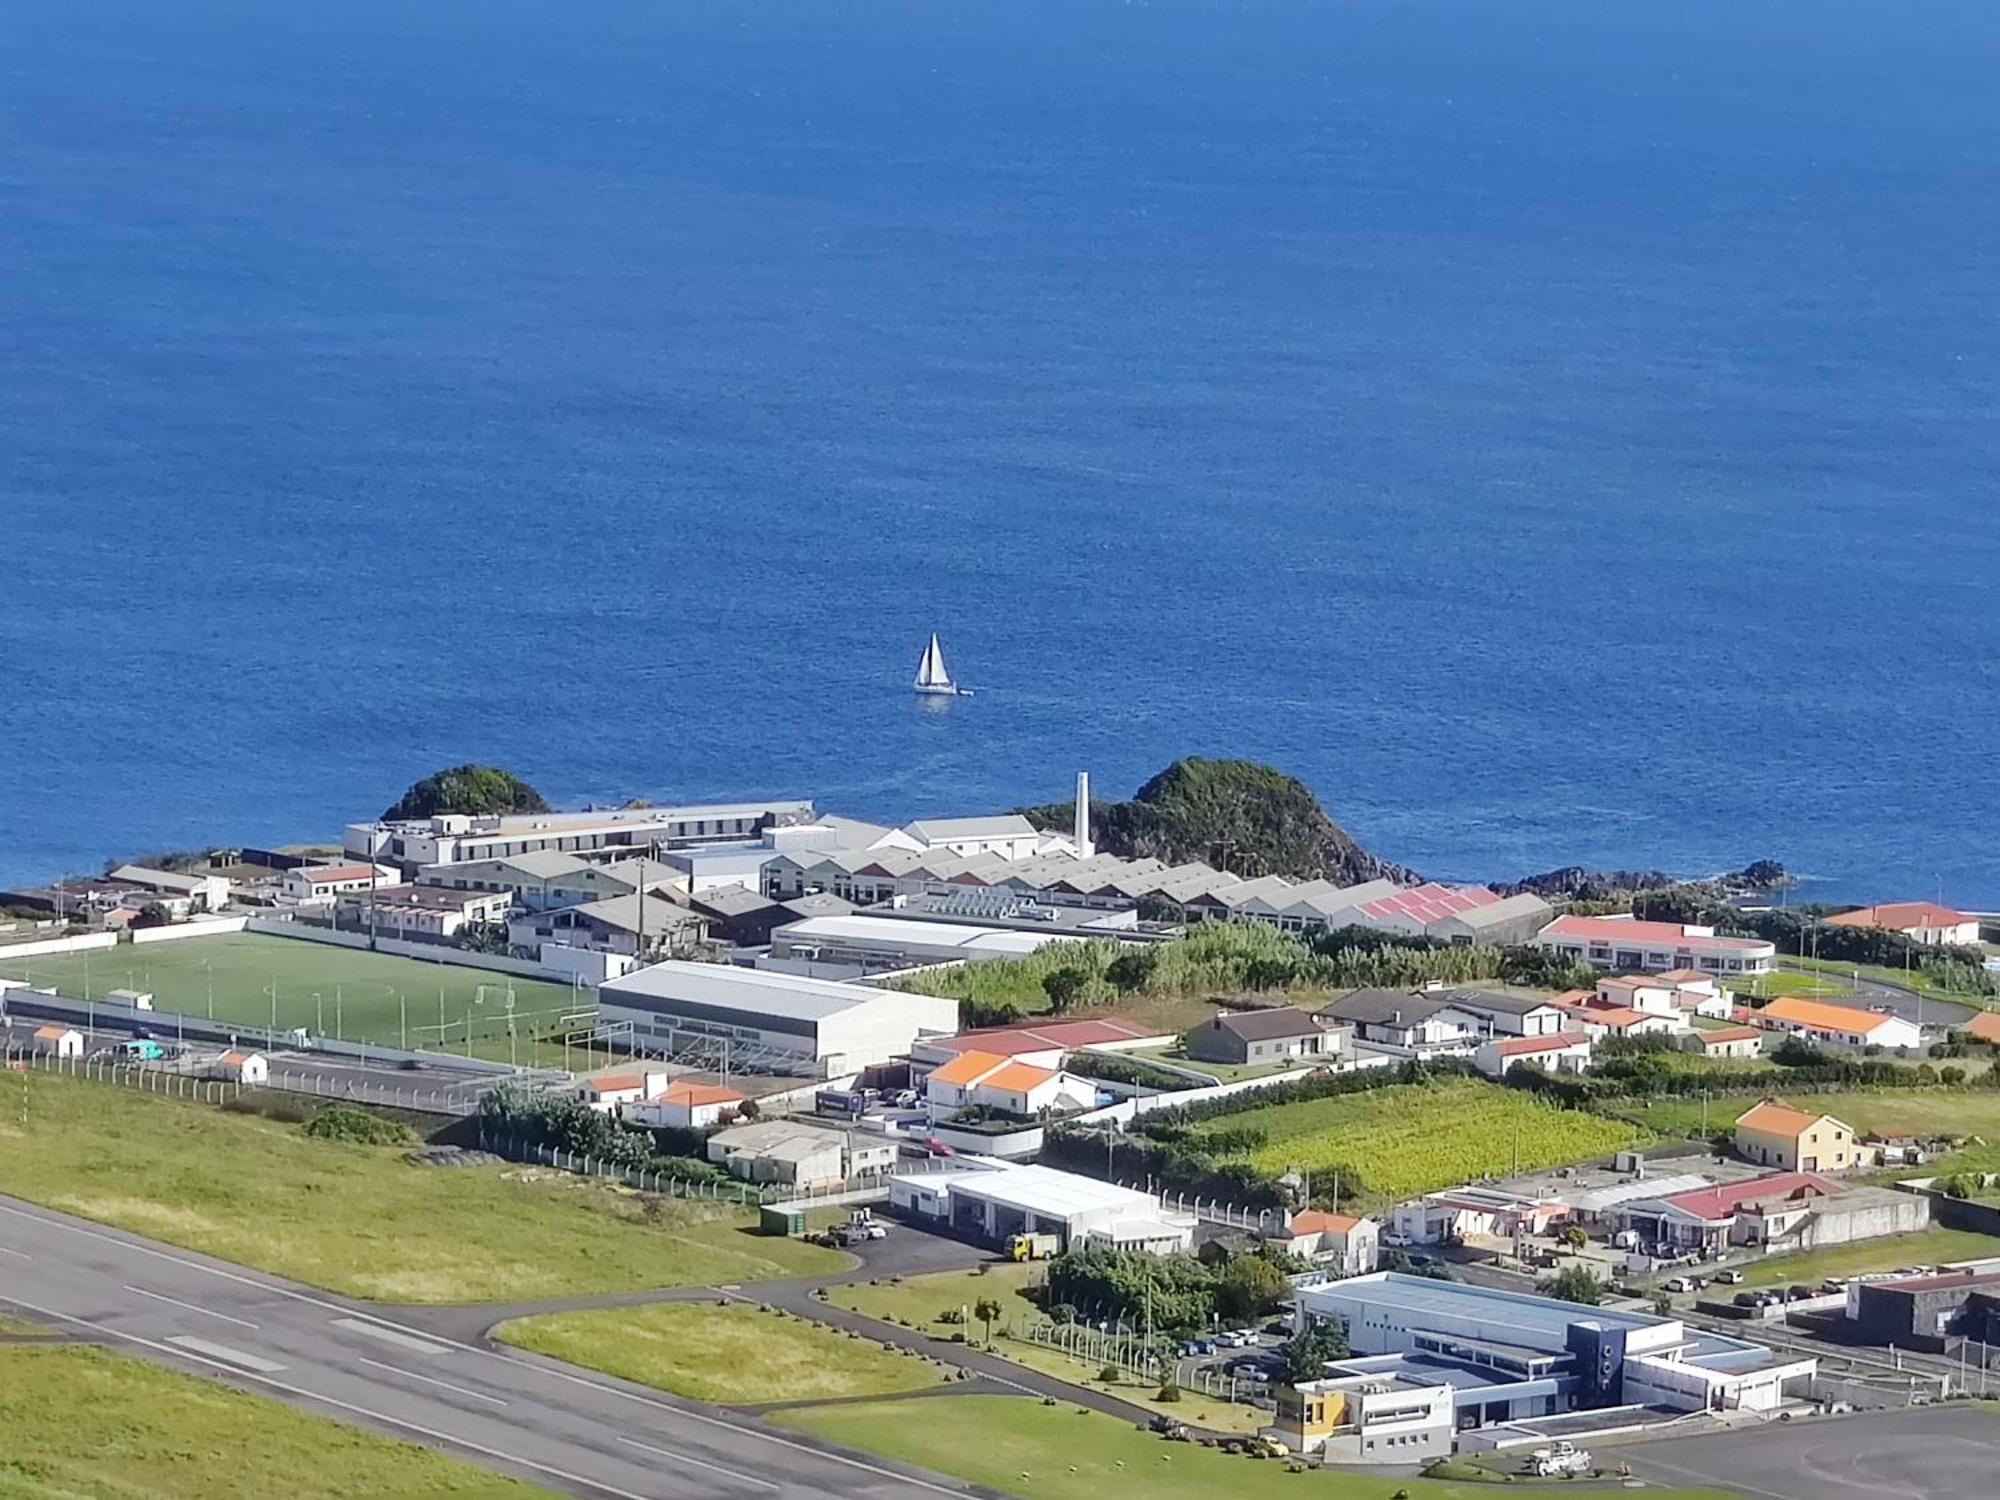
[1731,1226,2000,1289]
[0,932,589,1052]
[0,1343,552,1499]
[496,1303,946,1404]
[0,1074,840,1302]
[1189,1078,1644,1202]
[771,1395,1733,1500]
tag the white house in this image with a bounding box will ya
[889,1161,1195,1254]
[210,1050,269,1085]
[581,1070,669,1110]
[1473,1032,1593,1078]
[32,1024,83,1059]
[1750,995,1923,1051]
[629,1079,745,1131]
[1275,1210,1380,1275]
[922,1048,1098,1121]
[1826,902,1981,948]
[1534,915,1776,977]
[282,863,400,902]
[109,864,231,913]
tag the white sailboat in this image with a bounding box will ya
[913,632,971,696]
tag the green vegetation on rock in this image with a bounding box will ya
[1020,758,1409,884]
[382,764,550,822]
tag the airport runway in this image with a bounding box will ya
[0,1194,969,1500]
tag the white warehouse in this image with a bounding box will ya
[889,1162,1195,1254]
[597,961,959,1078]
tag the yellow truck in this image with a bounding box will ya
[1007,1232,1061,1261]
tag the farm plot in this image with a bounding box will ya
[1187,1078,1644,1202]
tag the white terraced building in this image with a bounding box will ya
[348,800,817,873]
[1534,915,1777,976]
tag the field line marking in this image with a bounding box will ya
[331,1315,452,1356]
[0,1244,30,1259]
[355,1354,509,1407]
[618,1435,780,1491]
[163,1333,286,1373]
[3,1294,653,1500]
[124,1284,258,1329]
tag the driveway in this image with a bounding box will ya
[1624,1404,2000,1500]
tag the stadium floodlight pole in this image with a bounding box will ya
[400,994,407,1051]
[336,986,343,1039]
[205,959,213,1020]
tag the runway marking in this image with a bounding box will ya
[355,1355,509,1408]
[6,1295,654,1500]
[332,1315,451,1356]
[0,1245,29,1259]
[618,1435,781,1492]
[0,1200,966,1497]
[164,1334,286,1373]
[124,1284,258,1330]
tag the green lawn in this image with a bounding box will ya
[828,1262,1047,1338]
[0,1314,58,1337]
[1733,1226,2000,1289]
[494,1302,945,1404]
[0,931,590,1051]
[1186,1078,1644,1203]
[1784,955,1992,1008]
[0,1343,552,1499]
[1732,969,1855,1000]
[771,1395,1734,1500]
[0,1074,840,1302]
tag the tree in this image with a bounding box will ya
[1278,1320,1350,1385]
[1104,951,1156,994]
[382,764,549,822]
[130,901,173,930]
[1042,965,1110,1013]
[1557,1224,1588,1252]
[1215,1254,1291,1322]
[973,1297,1002,1347]
[1538,1265,1604,1306]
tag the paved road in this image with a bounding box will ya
[1623,1404,2000,1500]
[0,1194,971,1500]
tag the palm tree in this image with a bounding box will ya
[974,1297,1002,1347]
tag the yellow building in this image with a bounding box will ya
[1733,1099,1858,1173]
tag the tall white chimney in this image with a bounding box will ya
[1074,771,1094,859]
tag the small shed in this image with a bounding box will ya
[104,987,155,1011]
[33,1025,84,1060]
[211,1050,269,1085]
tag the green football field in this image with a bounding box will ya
[0,932,592,1052]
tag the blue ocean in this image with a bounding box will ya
[3,0,1997,902]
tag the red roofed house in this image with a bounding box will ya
[909,1016,1173,1072]
[1734,1099,1859,1173]
[208,1050,269,1086]
[1534,914,1776,977]
[1596,972,1732,1022]
[1959,1012,2000,1046]
[631,1078,745,1131]
[581,1070,668,1110]
[1472,1031,1594,1078]
[1618,1171,1848,1254]
[1826,902,1980,948]
[1572,1005,1680,1041]
[1751,994,1923,1052]
[282,862,401,902]
[31,1024,82,1059]
[1274,1209,1380,1275]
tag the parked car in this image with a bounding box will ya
[1663,1277,1695,1294]
[1820,1278,1848,1293]
[1733,1291,1761,1308]
[1788,1284,1815,1302]
[1713,1269,1744,1284]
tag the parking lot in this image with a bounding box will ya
[1626,1405,2000,1500]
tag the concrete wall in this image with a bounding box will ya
[1790,1193,1931,1250]
[129,916,252,945]
[245,917,578,985]
[0,931,118,960]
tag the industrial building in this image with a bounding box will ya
[1844,1267,2000,1347]
[1292,1274,1815,1428]
[763,912,1079,976]
[888,1162,1195,1253]
[908,1015,1175,1073]
[598,961,959,1077]
[706,1119,896,1191]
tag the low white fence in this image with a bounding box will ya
[130,916,252,945]
[0,931,119,961]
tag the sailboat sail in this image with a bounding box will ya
[914,633,954,692]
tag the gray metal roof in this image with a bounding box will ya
[1430,988,1561,1018]
[602,960,907,1021]
[905,815,1038,842]
[1318,989,1455,1026]
[1205,1008,1331,1042]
